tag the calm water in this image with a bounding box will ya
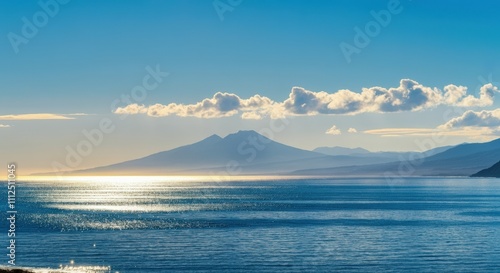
[1,177,500,272]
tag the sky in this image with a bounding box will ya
[1,0,500,174]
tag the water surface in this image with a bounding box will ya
[1,177,500,272]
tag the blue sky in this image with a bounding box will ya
[1,0,500,173]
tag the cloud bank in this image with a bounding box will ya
[114,79,499,119]
[364,108,500,140]
[115,93,279,119]
[0,113,86,120]
[440,109,500,129]
[364,127,498,139]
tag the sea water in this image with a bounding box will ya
[1,176,499,272]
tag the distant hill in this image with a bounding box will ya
[73,130,322,175]
[62,130,402,176]
[313,145,452,160]
[293,139,500,177]
[39,130,497,177]
[471,160,500,178]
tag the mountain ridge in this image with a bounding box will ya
[34,130,494,177]
[292,138,500,177]
[471,160,500,178]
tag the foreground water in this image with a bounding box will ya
[1,176,500,272]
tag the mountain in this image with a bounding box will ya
[313,145,452,160]
[45,130,494,177]
[293,138,500,177]
[64,130,398,175]
[471,160,500,178]
[73,130,321,175]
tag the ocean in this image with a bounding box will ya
[1,176,500,272]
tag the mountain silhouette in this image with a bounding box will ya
[74,130,330,175]
[39,130,491,177]
[292,138,500,176]
[471,160,500,178]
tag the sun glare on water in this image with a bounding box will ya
[21,175,207,184]
[15,175,294,213]
[18,175,300,185]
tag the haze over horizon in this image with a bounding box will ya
[2,0,500,173]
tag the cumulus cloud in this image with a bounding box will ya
[455,84,499,107]
[283,80,498,115]
[241,112,263,120]
[114,79,500,119]
[326,125,342,135]
[283,79,438,115]
[114,104,147,115]
[115,92,278,119]
[0,113,86,120]
[364,108,500,140]
[439,109,500,129]
[443,84,468,104]
[348,127,357,133]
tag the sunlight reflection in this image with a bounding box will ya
[19,175,305,184]
[0,265,112,273]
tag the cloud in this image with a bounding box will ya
[364,127,498,140]
[0,124,11,128]
[282,79,470,115]
[348,127,357,133]
[0,113,86,120]
[364,128,438,136]
[241,112,263,120]
[114,104,148,115]
[439,109,500,129]
[443,84,468,104]
[114,79,500,119]
[360,107,500,141]
[115,92,278,119]
[66,113,89,116]
[326,125,342,135]
[455,84,499,107]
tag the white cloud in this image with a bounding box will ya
[364,128,438,136]
[114,92,278,119]
[114,79,500,119]
[439,109,500,129]
[0,124,11,128]
[67,113,90,116]
[455,84,499,107]
[348,127,357,133]
[326,125,342,135]
[241,112,263,120]
[364,127,499,140]
[114,104,148,115]
[443,84,468,104]
[0,113,86,120]
[364,108,500,141]
[352,101,500,140]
